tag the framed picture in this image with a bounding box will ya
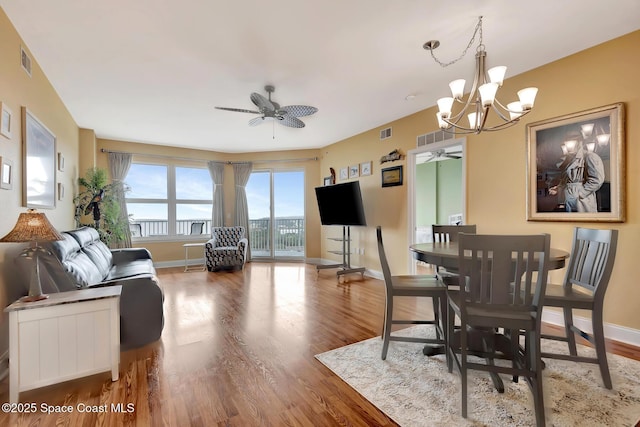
[57,152,65,172]
[22,107,57,209]
[381,165,403,187]
[349,164,359,179]
[360,161,372,176]
[1,157,13,190]
[339,167,348,181]
[323,176,332,186]
[1,103,12,139]
[526,103,625,222]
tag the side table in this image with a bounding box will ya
[183,242,206,271]
[4,286,122,403]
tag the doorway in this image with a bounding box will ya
[407,137,466,272]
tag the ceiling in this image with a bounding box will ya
[1,1,639,153]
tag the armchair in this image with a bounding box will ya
[205,226,248,271]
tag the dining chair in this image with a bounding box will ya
[129,223,143,237]
[540,227,618,389]
[376,226,447,360]
[447,233,550,426]
[190,221,205,235]
[431,224,476,284]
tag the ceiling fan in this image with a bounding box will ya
[422,147,463,163]
[215,85,318,128]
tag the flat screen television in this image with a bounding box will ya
[315,181,367,226]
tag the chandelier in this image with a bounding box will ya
[424,16,538,134]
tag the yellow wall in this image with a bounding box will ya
[320,30,640,330]
[95,138,322,262]
[0,8,79,354]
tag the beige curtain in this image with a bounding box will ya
[233,162,252,260]
[207,161,225,228]
[108,152,132,248]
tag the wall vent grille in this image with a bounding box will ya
[416,129,453,147]
[380,127,392,140]
[21,46,32,77]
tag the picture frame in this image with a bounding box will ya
[57,152,65,172]
[339,167,348,181]
[1,157,13,190]
[360,161,372,176]
[22,107,56,209]
[526,103,625,222]
[323,176,332,186]
[349,164,359,179]
[1,103,12,139]
[381,165,403,187]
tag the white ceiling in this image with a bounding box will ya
[2,1,639,153]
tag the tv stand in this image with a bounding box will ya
[316,226,365,281]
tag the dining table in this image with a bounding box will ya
[409,241,570,392]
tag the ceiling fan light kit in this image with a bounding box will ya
[215,85,317,129]
[425,16,538,134]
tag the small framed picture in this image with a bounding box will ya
[339,167,348,181]
[57,152,65,172]
[381,165,403,187]
[349,164,359,178]
[360,161,372,176]
[1,157,13,190]
[323,176,332,186]
[57,182,65,200]
[0,103,12,139]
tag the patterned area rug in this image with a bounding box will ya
[315,326,640,426]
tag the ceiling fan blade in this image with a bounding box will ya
[215,107,261,114]
[250,92,274,111]
[279,105,318,117]
[278,115,305,128]
[248,117,265,127]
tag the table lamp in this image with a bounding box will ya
[0,209,64,302]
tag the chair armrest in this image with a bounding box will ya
[239,238,248,263]
[206,236,218,248]
[111,248,152,263]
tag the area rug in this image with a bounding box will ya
[315,326,640,426]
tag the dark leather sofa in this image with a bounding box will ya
[41,227,164,349]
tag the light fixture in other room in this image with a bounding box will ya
[0,209,64,302]
[424,16,538,134]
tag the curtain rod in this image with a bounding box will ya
[100,148,318,164]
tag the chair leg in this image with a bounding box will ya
[432,297,442,340]
[460,322,468,418]
[529,330,546,427]
[592,307,612,389]
[381,295,394,360]
[564,307,578,356]
[447,304,455,373]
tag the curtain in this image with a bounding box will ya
[108,152,132,248]
[233,162,253,260]
[207,161,225,228]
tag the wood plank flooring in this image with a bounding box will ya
[0,262,638,426]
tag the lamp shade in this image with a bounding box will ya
[0,209,63,243]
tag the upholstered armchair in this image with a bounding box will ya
[205,226,248,271]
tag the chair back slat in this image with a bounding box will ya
[432,224,476,243]
[458,233,550,310]
[565,227,618,295]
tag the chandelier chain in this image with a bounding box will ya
[429,16,484,68]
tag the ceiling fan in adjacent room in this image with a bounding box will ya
[422,147,463,163]
[215,85,318,128]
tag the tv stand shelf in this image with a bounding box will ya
[316,225,365,281]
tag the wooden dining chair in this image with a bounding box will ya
[376,226,447,360]
[431,224,476,284]
[541,227,618,389]
[447,233,550,426]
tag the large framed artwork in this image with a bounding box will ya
[526,103,624,222]
[22,107,56,209]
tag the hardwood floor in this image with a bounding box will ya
[0,262,638,426]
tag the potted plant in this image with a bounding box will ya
[73,167,129,247]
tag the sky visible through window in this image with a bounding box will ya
[247,171,304,219]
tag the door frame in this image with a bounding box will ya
[407,137,467,273]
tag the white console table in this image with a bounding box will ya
[5,286,122,403]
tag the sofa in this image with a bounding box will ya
[205,226,248,271]
[40,227,164,350]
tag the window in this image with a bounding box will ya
[125,163,212,238]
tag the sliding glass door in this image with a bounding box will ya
[246,169,305,259]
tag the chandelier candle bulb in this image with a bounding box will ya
[507,102,524,120]
[449,79,466,99]
[581,123,595,137]
[437,97,454,117]
[517,87,538,110]
[478,82,498,107]
[487,66,507,86]
[597,134,611,145]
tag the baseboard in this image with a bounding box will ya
[155,258,204,269]
[368,268,640,348]
[542,309,640,348]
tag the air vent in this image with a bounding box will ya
[416,129,454,147]
[379,127,392,140]
[21,46,32,77]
